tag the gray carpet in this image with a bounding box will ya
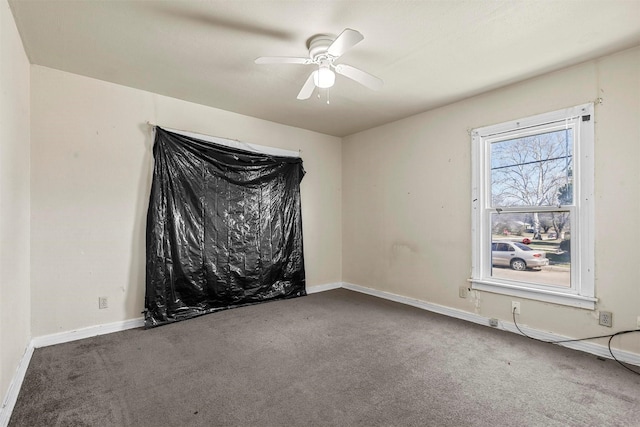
[9,289,640,426]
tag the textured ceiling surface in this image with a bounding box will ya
[9,0,640,137]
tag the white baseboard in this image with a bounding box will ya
[341,282,640,367]
[306,282,342,294]
[0,342,34,427]
[31,317,145,348]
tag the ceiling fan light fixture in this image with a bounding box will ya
[314,66,335,88]
[255,28,383,100]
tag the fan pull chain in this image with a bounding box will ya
[317,88,330,104]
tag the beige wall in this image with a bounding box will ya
[30,66,342,336]
[0,0,31,403]
[343,46,640,354]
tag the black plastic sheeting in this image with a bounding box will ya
[145,127,306,328]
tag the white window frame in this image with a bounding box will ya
[471,103,595,309]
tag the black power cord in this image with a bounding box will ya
[511,307,640,376]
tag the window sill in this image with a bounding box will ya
[470,279,596,310]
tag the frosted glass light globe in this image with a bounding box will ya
[314,67,335,88]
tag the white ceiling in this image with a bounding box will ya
[9,0,640,137]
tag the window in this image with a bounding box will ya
[471,104,595,309]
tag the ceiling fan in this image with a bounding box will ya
[255,28,383,100]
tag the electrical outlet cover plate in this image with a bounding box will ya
[99,297,108,310]
[599,311,612,327]
[511,301,521,315]
[459,286,468,298]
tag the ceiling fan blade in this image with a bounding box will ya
[334,64,383,91]
[297,72,317,100]
[327,28,364,57]
[255,57,311,65]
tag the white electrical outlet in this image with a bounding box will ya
[599,311,612,327]
[636,316,640,329]
[511,301,521,315]
[98,297,108,309]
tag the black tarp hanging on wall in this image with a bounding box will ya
[144,128,306,328]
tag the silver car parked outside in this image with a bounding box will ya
[491,241,549,271]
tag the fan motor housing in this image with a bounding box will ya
[307,35,334,60]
